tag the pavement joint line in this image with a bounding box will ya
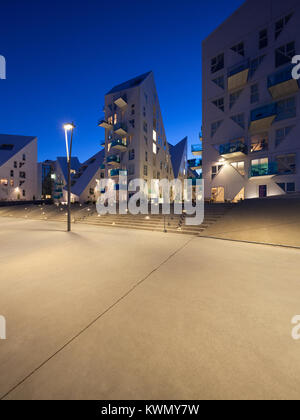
[197,235,300,251]
[0,235,195,400]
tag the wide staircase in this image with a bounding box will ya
[0,203,234,236]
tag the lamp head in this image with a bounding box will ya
[63,123,75,131]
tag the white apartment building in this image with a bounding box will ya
[0,134,38,201]
[202,0,300,202]
[99,72,185,200]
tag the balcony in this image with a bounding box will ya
[110,169,128,177]
[268,65,299,100]
[100,164,105,170]
[249,104,277,134]
[227,59,250,91]
[188,159,202,170]
[114,123,128,137]
[98,119,113,130]
[219,141,247,159]
[100,140,106,148]
[111,138,128,151]
[191,144,203,156]
[249,162,278,179]
[114,95,128,108]
[106,155,121,167]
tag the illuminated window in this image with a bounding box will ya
[0,179,8,186]
[114,113,117,125]
[108,116,113,125]
[153,143,157,155]
[10,179,14,187]
[153,130,157,142]
[231,161,245,176]
[250,133,268,152]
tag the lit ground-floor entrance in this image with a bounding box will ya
[211,187,225,202]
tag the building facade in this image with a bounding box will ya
[202,0,300,202]
[0,134,38,201]
[99,72,184,201]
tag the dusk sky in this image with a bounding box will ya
[0,0,244,163]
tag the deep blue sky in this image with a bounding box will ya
[0,0,244,162]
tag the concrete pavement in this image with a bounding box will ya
[1,217,300,400]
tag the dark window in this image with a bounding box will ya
[212,97,224,112]
[251,84,259,104]
[211,53,224,74]
[22,190,26,197]
[212,75,225,89]
[259,29,268,49]
[129,119,135,128]
[230,90,242,109]
[10,170,14,177]
[144,165,148,176]
[131,104,135,115]
[287,182,295,193]
[275,42,296,68]
[275,13,293,40]
[22,154,26,161]
[14,161,17,168]
[129,149,135,160]
[277,183,286,191]
[19,172,26,179]
[89,188,94,195]
[145,151,148,162]
[276,97,296,121]
[143,122,148,133]
[0,144,14,150]
[231,42,244,56]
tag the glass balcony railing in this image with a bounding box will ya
[100,164,105,170]
[268,65,294,88]
[249,162,278,178]
[251,104,277,122]
[107,155,121,166]
[188,159,202,170]
[110,169,128,177]
[114,123,128,136]
[191,144,203,155]
[228,59,250,78]
[268,65,299,99]
[219,141,247,157]
[111,138,128,150]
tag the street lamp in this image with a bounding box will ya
[63,122,75,232]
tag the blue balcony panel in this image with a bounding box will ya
[250,104,277,133]
[191,144,203,156]
[268,65,300,99]
[219,141,247,158]
[227,59,250,91]
[188,159,202,170]
[249,162,278,179]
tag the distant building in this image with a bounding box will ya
[99,71,187,201]
[38,160,55,200]
[66,150,105,203]
[202,0,300,202]
[0,134,38,201]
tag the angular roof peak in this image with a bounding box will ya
[106,71,153,95]
[168,137,188,178]
[0,134,37,167]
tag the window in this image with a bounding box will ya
[143,107,146,117]
[276,97,296,121]
[0,179,8,186]
[89,188,94,195]
[129,119,135,128]
[128,164,135,176]
[19,172,26,179]
[212,75,224,89]
[275,42,295,68]
[251,84,259,104]
[275,126,294,147]
[211,120,223,137]
[276,154,296,174]
[229,90,242,109]
[211,165,223,180]
[114,113,117,125]
[153,130,157,142]
[275,13,293,40]
[22,190,26,197]
[10,179,14,187]
[144,136,148,145]
[144,165,148,176]
[231,42,244,57]
[287,182,295,193]
[231,114,245,129]
[14,161,17,168]
[145,151,148,162]
[131,104,135,115]
[143,122,148,133]
[249,55,265,77]
[211,53,224,74]
[157,171,160,179]
[10,170,14,177]
[153,143,157,155]
[129,149,135,160]
[259,29,268,49]
[212,97,224,112]
[0,144,14,151]
[160,161,163,170]
[108,116,113,125]
[231,161,245,176]
[250,133,268,153]
[22,154,26,161]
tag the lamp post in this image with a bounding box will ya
[63,123,75,232]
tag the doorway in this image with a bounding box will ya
[211,187,225,202]
[259,185,267,198]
